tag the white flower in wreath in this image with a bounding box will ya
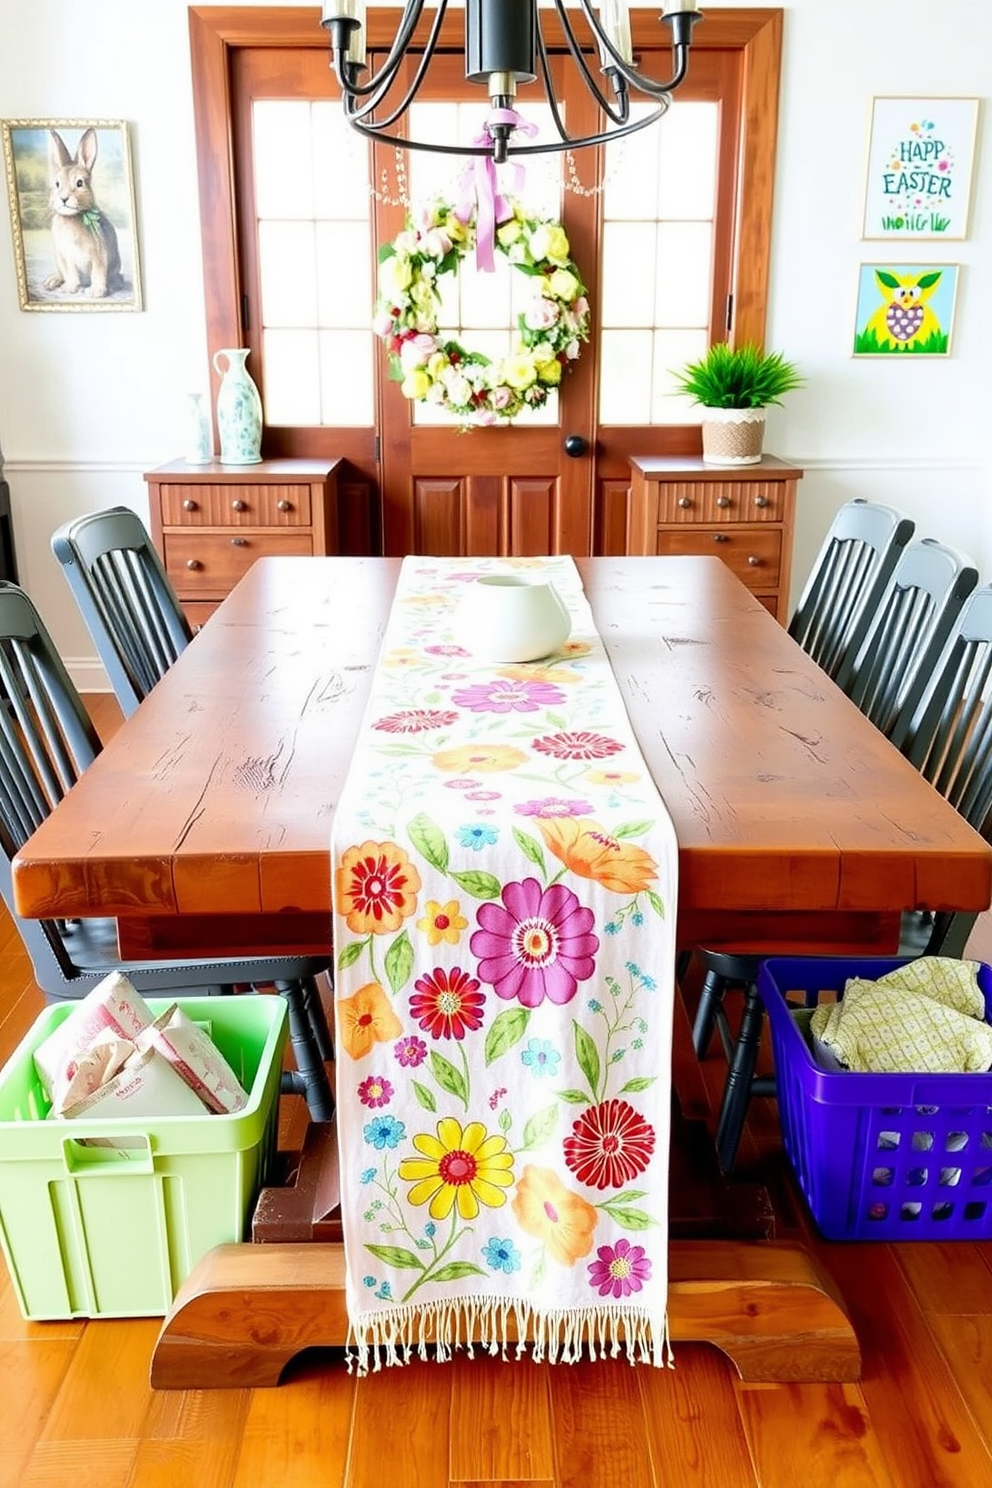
[372,195,591,427]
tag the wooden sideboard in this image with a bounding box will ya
[626,455,803,622]
[145,458,341,627]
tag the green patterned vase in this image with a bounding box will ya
[213,347,263,465]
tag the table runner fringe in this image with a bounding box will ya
[347,1297,674,1375]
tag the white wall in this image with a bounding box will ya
[1,1,990,684]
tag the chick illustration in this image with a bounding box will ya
[865,269,943,351]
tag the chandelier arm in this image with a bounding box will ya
[343,7,450,129]
[328,0,437,103]
[570,1,698,98]
[607,46,693,100]
[547,0,631,125]
[345,102,669,159]
[533,25,573,144]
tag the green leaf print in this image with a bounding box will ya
[598,1202,656,1230]
[485,1006,531,1065]
[412,1080,437,1112]
[520,1104,560,1152]
[430,1049,469,1106]
[646,889,665,918]
[337,940,365,972]
[612,820,653,840]
[430,1261,488,1284]
[556,1088,591,1104]
[620,1076,657,1093]
[451,869,502,900]
[513,826,547,874]
[385,929,414,994]
[573,1021,601,1101]
[408,812,450,873]
[366,1244,426,1270]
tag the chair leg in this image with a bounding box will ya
[302,974,335,1063]
[275,979,335,1122]
[692,968,728,1059]
[714,981,765,1173]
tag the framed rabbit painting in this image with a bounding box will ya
[1,118,142,311]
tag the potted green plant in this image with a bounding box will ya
[672,342,804,466]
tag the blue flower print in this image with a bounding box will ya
[458,823,498,851]
[363,1115,406,1150]
[483,1237,522,1275]
[361,1167,377,1184]
[521,1038,561,1078]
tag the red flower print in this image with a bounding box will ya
[587,1238,652,1298]
[532,731,623,761]
[394,1035,427,1068]
[357,1074,394,1108]
[373,709,458,733]
[409,966,486,1040]
[470,877,598,1009]
[563,1099,655,1189]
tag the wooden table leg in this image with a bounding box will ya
[149,1238,860,1390]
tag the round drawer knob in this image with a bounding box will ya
[677,496,692,509]
[182,499,198,512]
[716,495,731,508]
[231,498,247,512]
[186,558,202,571]
[748,555,761,566]
[713,533,729,544]
[277,499,292,512]
[754,494,769,508]
[231,536,248,547]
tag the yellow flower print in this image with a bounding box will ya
[417,898,468,946]
[512,1164,597,1266]
[399,1117,515,1220]
[586,768,641,786]
[336,840,422,935]
[382,647,421,669]
[497,664,581,685]
[538,817,657,894]
[338,981,403,1060]
[432,744,528,774]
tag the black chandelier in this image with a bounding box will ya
[320,1,703,163]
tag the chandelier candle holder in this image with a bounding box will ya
[320,1,703,162]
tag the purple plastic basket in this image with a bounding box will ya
[758,957,992,1242]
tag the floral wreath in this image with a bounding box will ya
[373,198,590,427]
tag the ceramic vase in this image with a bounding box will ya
[213,348,263,465]
[184,391,213,465]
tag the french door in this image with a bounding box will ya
[192,7,781,557]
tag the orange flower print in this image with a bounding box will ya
[497,664,581,685]
[432,744,528,774]
[511,1164,598,1266]
[585,768,641,787]
[417,898,468,946]
[336,840,422,935]
[338,981,403,1060]
[537,818,657,895]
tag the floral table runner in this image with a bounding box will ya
[331,556,679,1372]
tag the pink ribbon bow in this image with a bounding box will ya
[457,107,539,272]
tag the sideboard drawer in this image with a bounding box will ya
[164,530,313,596]
[158,483,312,528]
[653,480,785,525]
[654,527,782,590]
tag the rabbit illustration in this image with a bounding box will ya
[43,128,123,298]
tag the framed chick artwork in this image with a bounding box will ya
[852,263,960,358]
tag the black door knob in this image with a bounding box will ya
[563,434,589,458]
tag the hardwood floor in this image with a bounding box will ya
[3,694,992,1487]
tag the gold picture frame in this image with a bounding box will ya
[1,117,142,312]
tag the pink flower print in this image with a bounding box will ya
[444,778,478,790]
[587,1238,652,1299]
[466,790,501,801]
[357,1074,394,1108]
[515,797,593,819]
[373,709,459,734]
[394,1035,428,1068]
[470,877,598,1009]
[533,731,623,761]
[451,679,567,714]
[426,644,469,657]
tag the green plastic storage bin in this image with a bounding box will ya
[0,994,287,1320]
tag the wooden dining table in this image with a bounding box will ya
[12,554,992,1388]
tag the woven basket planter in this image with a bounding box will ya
[700,407,767,466]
